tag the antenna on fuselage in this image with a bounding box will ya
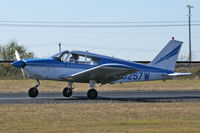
[59,42,62,52]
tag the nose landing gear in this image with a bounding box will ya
[28,79,40,98]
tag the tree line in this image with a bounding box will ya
[0,41,34,61]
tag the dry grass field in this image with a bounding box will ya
[0,79,199,92]
[0,103,200,133]
[0,79,200,133]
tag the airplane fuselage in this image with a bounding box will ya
[23,58,172,83]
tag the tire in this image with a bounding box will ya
[63,87,73,97]
[87,89,98,99]
[28,87,39,98]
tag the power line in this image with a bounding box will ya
[0,23,199,28]
[0,20,200,24]
[0,20,200,28]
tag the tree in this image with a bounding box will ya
[0,41,34,61]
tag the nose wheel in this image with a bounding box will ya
[28,79,40,98]
[28,87,39,98]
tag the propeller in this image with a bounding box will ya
[14,50,26,78]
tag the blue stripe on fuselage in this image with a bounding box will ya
[24,58,94,69]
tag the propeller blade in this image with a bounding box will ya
[15,50,21,61]
[14,50,25,78]
[21,68,25,78]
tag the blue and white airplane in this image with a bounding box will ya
[12,38,190,99]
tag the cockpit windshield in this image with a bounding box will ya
[51,50,70,62]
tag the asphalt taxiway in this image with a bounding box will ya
[0,90,200,104]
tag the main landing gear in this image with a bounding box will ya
[28,80,98,99]
[63,80,98,99]
[87,80,98,99]
[28,79,40,98]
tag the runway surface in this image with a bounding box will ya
[0,90,200,104]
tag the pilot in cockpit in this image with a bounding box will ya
[69,54,79,63]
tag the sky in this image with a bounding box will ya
[0,0,199,61]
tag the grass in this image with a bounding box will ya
[0,103,200,133]
[0,79,199,92]
[0,79,199,132]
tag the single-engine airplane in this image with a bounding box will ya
[12,38,191,99]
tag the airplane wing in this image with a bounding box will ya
[59,63,138,84]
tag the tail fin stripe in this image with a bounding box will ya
[155,45,181,64]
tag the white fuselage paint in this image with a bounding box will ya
[23,66,84,80]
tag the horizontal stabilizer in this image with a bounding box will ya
[162,72,191,77]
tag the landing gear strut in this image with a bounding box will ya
[87,80,98,99]
[63,82,73,97]
[28,79,40,98]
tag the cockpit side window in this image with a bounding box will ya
[68,54,79,63]
[91,58,99,65]
[66,53,99,65]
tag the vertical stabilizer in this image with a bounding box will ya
[149,40,183,71]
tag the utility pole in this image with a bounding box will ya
[59,42,61,52]
[187,5,193,62]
